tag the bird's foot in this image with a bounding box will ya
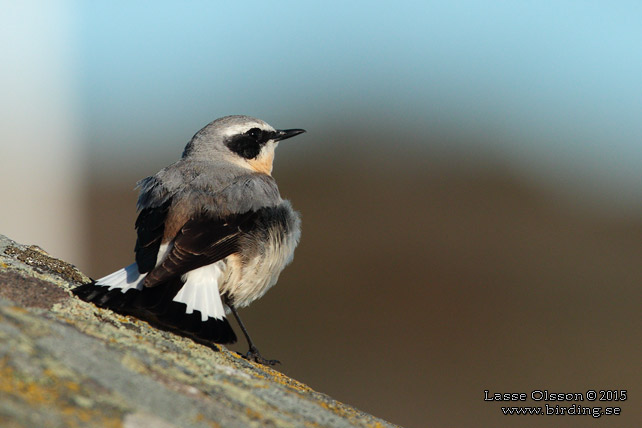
[243,346,280,366]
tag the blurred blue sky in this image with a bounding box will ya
[74,1,642,197]
[4,1,642,205]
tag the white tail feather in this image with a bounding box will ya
[174,263,226,321]
[95,262,146,293]
[94,243,172,293]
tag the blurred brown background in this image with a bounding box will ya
[85,129,642,428]
[3,2,642,427]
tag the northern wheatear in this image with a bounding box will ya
[74,115,305,365]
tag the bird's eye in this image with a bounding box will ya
[247,128,262,140]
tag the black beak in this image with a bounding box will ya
[274,128,306,141]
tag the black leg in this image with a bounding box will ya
[226,301,280,366]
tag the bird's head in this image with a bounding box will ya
[183,115,306,175]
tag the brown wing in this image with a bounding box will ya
[142,211,257,287]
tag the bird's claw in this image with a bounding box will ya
[244,346,280,366]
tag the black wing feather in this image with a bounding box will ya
[134,199,172,273]
[143,210,257,287]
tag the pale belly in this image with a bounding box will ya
[219,225,299,308]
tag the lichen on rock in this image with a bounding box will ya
[0,234,398,428]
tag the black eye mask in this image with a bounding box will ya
[225,128,276,159]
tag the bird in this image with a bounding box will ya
[73,115,306,365]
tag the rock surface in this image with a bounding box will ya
[0,234,397,428]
